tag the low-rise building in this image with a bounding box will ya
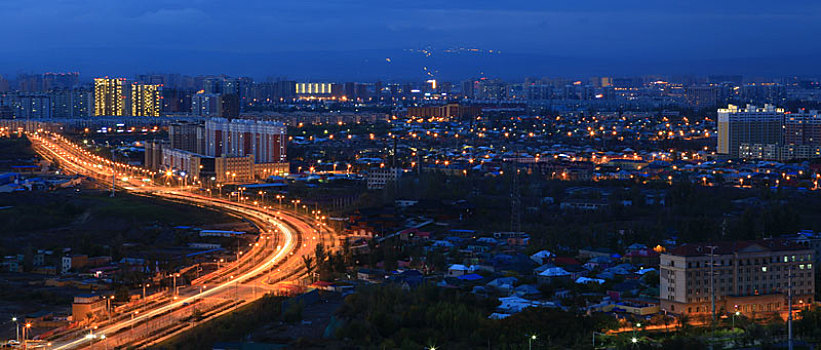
[71,294,107,323]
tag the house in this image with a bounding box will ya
[560,199,609,211]
[62,254,88,274]
[487,277,518,294]
[399,228,431,242]
[537,267,571,285]
[608,280,643,301]
[624,249,660,267]
[432,240,455,249]
[357,268,386,283]
[496,296,556,314]
[388,270,424,289]
[575,277,605,285]
[625,243,648,254]
[514,284,542,298]
[530,250,554,265]
[492,232,530,246]
[447,264,470,277]
[2,255,23,273]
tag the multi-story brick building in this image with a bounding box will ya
[660,240,814,317]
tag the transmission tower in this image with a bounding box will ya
[510,168,521,232]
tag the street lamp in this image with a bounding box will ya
[528,334,537,350]
[22,322,31,348]
[732,311,740,330]
[12,317,18,344]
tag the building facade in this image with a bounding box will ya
[94,78,126,116]
[204,118,287,164]
[660,240,814,317]
[169,121,205,154]
[406,103,482,121]
[130,83,162,116]
[717,104,784,158]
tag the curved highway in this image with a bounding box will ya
[27,131,336,349]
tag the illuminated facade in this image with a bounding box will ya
[406,103,482,121]
[205,118,287,164]
[660,240,814,317]
[296,83,333,95]
[717,104,783,157]
[130,83,162,116]
[94,78,125,116]
[295,83,343,99]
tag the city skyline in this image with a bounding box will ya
[0,1,819,79]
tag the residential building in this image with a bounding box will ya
[717,104,784,158]
[366,167,401,190]
[169,121,205,154]
[204,118,287,164]
[191,92,219,116]
[94,78,126,116]
[130,83,162,116]
[406,103,482,121]
[12,93,51,119]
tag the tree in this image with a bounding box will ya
[302,255,315,281]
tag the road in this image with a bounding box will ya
[26,131,337,349]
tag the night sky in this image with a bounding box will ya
[0,0,818,80]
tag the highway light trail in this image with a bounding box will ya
[27,131,321,350]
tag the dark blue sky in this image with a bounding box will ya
[0,0,819,80]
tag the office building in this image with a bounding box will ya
[130,83,162,116]
[717,104,784,157]
[660,240,814,317]
[94,78,126,116]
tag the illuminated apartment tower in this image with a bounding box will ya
[130,83,162,116]
[94,78,125,116]
[717,104,784,157]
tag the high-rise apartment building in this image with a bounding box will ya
[94,78,126,116]
[0,75,11,93]
[717,104,784,157]
[191,92,219,116]
[130,83,162,116]
[784,110,821,146]
[12,93,51,119]
[660,240,814,317]
[43,72,79,90]
[204,118,287,164]
[169,121,206,154]
[50,88,73,118]
[71,87,93,118]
